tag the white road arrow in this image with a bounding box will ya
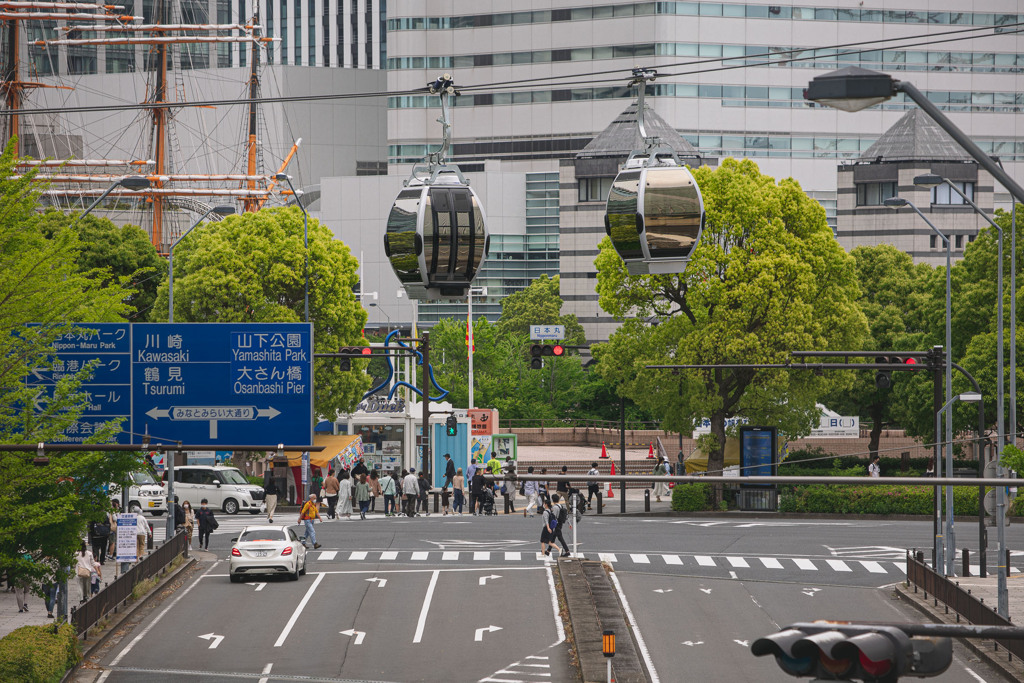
[475,625,502,642]
[365,577,387,588]
[803,588,821,597]
[699,588,712,595]
[252,582,266,592]
[479,574,502,586]
[340,629,365,645]
[681,641,704,647]
[198,633,224,649]
[734,639,750,647]
[653,589,673,594]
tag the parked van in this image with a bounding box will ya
[109,470,167,515]
[167,465,265,515]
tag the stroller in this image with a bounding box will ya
[480,487,496,516]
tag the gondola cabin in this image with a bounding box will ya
[604,158,705,276]
[384,170,488,300]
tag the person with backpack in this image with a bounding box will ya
[298,493,322,548]
[540,499,558,557]
[88,516,111,565]
[380,469,397,516]
[550,493,571,557]
[417,470,431,516]
[587,462,601,506]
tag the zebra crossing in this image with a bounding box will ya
[150,514,263,543]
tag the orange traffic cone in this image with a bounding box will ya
[607,463,615,497]
[600,442,609,459]
[647,443,655,459]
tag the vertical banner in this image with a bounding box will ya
[739,426,777,487]
[116,513,138,562]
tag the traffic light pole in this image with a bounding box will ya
[421,331,431,482]
[932,350,944,572]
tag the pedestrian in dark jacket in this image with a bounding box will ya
[443,454,455,489]
[195,498,218,550]
[417,471,431,516]
[470,469,487,515]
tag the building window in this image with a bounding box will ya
[578,177,612,203]
[931,181,975,205]
[855,181,897,206]
[930,234,936,249]
[955,234,963,249]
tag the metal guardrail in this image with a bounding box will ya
[905,550,1024,661]
[71,530,189,638]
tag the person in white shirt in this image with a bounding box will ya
[402,469,420,518]
[134,511,151,562]
[587,462,601,507]
[868,455,881,478]
[522,466,540,517]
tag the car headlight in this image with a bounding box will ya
[138,490,150,497]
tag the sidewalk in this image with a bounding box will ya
[0,572,85,638]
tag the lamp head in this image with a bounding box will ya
[804,67,896,112]
[913,174,944,189]
[120,176,151,191]
[212,205,236,216]
[958,391,982,403]
[882,197,909,209]
[274,173,291,182]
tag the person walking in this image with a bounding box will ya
[74,542,96,604]
[538,468,550,506]
[442,453,455,490]
[402,468,419,518]
[355,474,371,520]
[182,500,195,548]
[676,449,686,476]
[195,499,218,550]
[486,453,502,477]
[868,455,881,478]
[173,495,186,533]
[540,499,558,557]
[369,470,382,513]
[298,493,322,548]
[338,470,354,520]
[42,580,58,619]
[310,467,324,503]
[133,508,151,561]
[13,555,31,613]
[106,500,120,561]
[323,469,341,519]
[380,469,397,516]
[503,458,517,513]
[587,462,601,506]
[556,465,571,498]
[523,466,540,517]
[453,468,465,515]
[262,465,279,523]
[470,467,487,516]
[88,516,110,565]
[653,456,669,502]
[550,494,571,557]
[417,470,431,516]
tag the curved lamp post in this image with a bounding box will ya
[168,205,235,323]
[809,65,1015,615]
[70,175,151,227]
[275,173,308,323]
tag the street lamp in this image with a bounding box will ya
[809,64,1016,614]
[71,176,151,227]
[168,206,235,323]
[885,196,955,574]
[936,391,984,575]
[275,173,309,323]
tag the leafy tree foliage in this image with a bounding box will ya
[593,159,868,480]
[151,207,370,419]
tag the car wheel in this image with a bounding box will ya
[223,499,239,515]
[288,563,300,581]
[230,573,242,583]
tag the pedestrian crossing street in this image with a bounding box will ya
[150,515,265,543]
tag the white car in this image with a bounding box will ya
[109,471,167,515]
[167,465,266,515]
[229,525,307,582]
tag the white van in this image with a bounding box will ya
[168,465,266,515]
[109,470,167,515]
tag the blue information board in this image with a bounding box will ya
[28,323,313,447]
[739,426,777,487]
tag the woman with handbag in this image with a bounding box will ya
[182,500,196,547]
[106,501,119,561]
[75,542,96,603]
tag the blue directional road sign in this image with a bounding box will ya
[132,323,313,447]
[26,324,133,444]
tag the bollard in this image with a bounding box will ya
[597,493,603,515]
[433,492,440,513]
[963,548,970,577]
[644,489,650,512]
[504,494,510,515]
[981,527,988,578]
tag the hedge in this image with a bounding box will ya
[782,447,977,476]
[0,623,79,683]
[671,482,714,511]
[778,484,981,516]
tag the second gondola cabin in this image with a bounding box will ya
[384,169,488,300]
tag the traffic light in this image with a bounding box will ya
[445,414,458,436]
[873,356,913,389]
[339,346,370,371]
[529,343,565,369]
[751,622,951,682]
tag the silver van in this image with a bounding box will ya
[167,465,266,515]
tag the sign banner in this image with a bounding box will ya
[469,409,494,436]
[530,324,564,340]
[116,513,137,563]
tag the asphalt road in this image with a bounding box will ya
[83,512,1022,682]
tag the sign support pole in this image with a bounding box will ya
[421,332,431,482]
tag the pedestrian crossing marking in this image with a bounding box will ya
[349,551,367,561]
[598,553,617,563]
[505,552,521,561]
[826,560,852,572]
[861,561,886,574]
[761,558,783,569]
[410,551,429,560]
[442,551,459,560]
[663,555,683,565]
[379,551,398,560]
[727,557,749,569]
[318,551,337,561]
[474,551,491,561]
[630,554,650,564]
[794,559,817,570]
[695,556,715,567]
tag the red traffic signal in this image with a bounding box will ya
[903,357,916,365]
[552,345,564,356]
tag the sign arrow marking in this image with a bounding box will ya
[734,639,749,647]
[198,633,224,649]
[365,577,387,588]
[479,574,502,586]
[257,406,281,419]
[653,589,673,594]
[803,587,821,597]
[252,582,267,592]
[681,641,704,647]
[699,588,712,595]
[475,625,502,642]
[340,629,365,645]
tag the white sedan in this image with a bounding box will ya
[229,525,308,582]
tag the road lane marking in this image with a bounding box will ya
[110,560,221,666]
[609,571,660,683]
[410,551,429,561]
[826,560,852,572]
[545,565,565,644]
[442,551,459,560]
[198,633,224,649]
[380,551,398,560]
[861,561,887,573]
[630,554,650,564]
[274,572,325,647]
[474,625,503,641]
[891,562,906,573]
[253,582,267,591]
[598,553,617,563]
[662,554,682,565]
[964,666,988,682]
[349,551,368,561]
[339,628,366,645]
[318,550,337,561]
[479,574,501,586]
[794,559,817,570]
[727,557,749,568]
[257,662,272,683]
[760,557,783,569]
[412,570,440,644]
[474,551,491,561]
[695,555,715,567]
[365,577,387,588]
[505,551,521,561]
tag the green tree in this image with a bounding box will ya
[0,140,140,586]
[33,209,165,321]
[495,274,586,344]
[594,159,868,488]
[151,207,371,419]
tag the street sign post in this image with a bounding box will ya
[530,324,564,340]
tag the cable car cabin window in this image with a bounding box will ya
[426,188,453,279]
[643,168,703,259]
[385,189,422,283]
[606,171,644,260]
[453,189,475,278]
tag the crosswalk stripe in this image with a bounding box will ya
[474,551,491,561]
[826,560,852,572]
[663,554,683,565]
[861,561,886,574]
[891,562,906,574]
[695,555,715,567]
[442,551,459,561]
[318,551,337,561]
[410,551,429,561]
[349,551,367,561]
[760,557,783,569]
[379,551,398,561]
[630,554,650,564]
[794,559,817,570]
[505,552,521,561]
[598,553,617,563]
[727,557,749,568]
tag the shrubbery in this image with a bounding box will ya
[0,623,79,682]
[779,484,981,516]
[1011,495,1024,517]
[781,447,977,477]
[671,482,714,511]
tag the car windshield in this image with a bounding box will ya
[218,469,249,485]
[238,530,286,543]
[131,471,158,485]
